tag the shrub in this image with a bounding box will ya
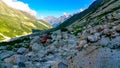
[61,28,68,32]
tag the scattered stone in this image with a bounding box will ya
[115,25,120,33]
[45,39,52,46]
[5,62,12,68]
[87,33,100,43]
[62,32,68,39]
[0,6,120,68]
[58,62,68,68]
[30,36,40,45]
[18,62,26,67]
[78,40,87,48]
[39,59,48,62]
[114,13,120,19]
[99,37,110,47]
[17,47,26,54]
[31,43,41,52]
[109,36,120,49]
[1,51,14,60]
[0,46,6,50]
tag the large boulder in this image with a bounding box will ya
[1,51,14,60]
[17,47,26,54]
[68,46,120,68]
[114,13,120,20]
[30,36,40,45]
[115,25,120,33]
[99,37,110,47]
[109,36,120,49]
[30,43,42,52]
[78,40,87,48]
[87,33,100,43]
[4,55,26,65]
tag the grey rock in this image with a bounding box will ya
[13,55,26,64]
[18,62,26,67]
[52,61,68,68]
[13,65,19,68]
[58,62,68,68]
[31,43,41,52]
[99,37,110,46]
[106,14,113,20]
[5,63,13,68]
[17,47,26,54]
[109,36,120,49]
[114,13,120,19]
[115,25,120,33]
[0,46,6,50]
[30,36,40,45]
[78,40,87,47]
[87,33,100,42]
[39,59,48,62]
[1,51,14,60]
[102,29,110,35]
[68,47,120,68]
[62,32,68,39]
[25,52,35,61]
[25,62,34,68]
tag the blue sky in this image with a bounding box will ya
[18,0,95,18]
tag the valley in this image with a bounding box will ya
[0,0,120,68]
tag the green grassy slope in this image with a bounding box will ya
[0,0,52,40]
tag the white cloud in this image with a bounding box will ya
[2,0,37,17]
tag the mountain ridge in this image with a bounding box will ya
[0,0,52,41]
[42,14,72,27]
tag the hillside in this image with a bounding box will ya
[0,0,52,40]
[0,0,120,68]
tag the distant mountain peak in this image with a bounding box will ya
[42,14,72,27]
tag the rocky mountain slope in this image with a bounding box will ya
[0,0,52,41]
[0,0,120,68]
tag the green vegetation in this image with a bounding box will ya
[0,36,29,46]
[0,36,30,51]
[0,35,5,40]
[98,5,120,18]
[73,22,87,35]
[61,28,68,32]
[0,1,52,40]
